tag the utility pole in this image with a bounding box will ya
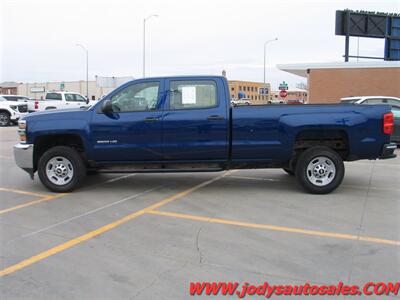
[76,44,89,99]
[143,14,158,78]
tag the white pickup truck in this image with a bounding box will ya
[35,91,88,111]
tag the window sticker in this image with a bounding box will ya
[181,86,196,104]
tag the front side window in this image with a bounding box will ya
[111,81,159,112]
[169,80,217,110]
[392,106,400,118]
[65,94,75,101]
[387,99,400,106]
[74,94,86,102]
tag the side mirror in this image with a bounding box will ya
[101,99,113,114]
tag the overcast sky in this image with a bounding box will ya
[1,0,398,89]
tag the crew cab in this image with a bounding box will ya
[0,96,28,126]
[34,91,88,111]
[14,76,396,194]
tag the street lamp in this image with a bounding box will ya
[263,38,278,98]
[76,44,89,99]
[143,14,158,78]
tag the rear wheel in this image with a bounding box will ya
[0,112,10,127]
[295,146,344,194]
[38,146,86,192]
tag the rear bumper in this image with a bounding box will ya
[13,143,34,178]
[379,143,397,159]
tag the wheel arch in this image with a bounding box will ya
[33,134,87,171]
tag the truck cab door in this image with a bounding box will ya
[89,79,164,162]
[74,94,88,107]
[162,78,228,162]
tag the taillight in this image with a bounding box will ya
[383,112,394,135]
[34,101,39,109]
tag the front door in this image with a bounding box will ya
[90,80,164,162]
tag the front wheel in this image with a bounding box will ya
[38,146,86,192]
[0,112,10,127]
[295,146,344,194]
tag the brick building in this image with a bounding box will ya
[228,80,272,104]
[277,61,400,104]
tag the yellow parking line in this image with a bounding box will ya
[0,194,67,215]
[0,173,228,277]
[147,210,400,247]
[0,188,49,198]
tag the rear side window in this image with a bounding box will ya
[46,93,62,100]
[169,80,217,110]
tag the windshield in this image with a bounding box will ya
[3,96,29,101]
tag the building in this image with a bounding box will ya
[7,76,134,100]
[228,80,272,105]
[0,82,19,95]
[277,61,400,104]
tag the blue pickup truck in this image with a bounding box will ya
[14,76,396,194]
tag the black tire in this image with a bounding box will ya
[295,146,344,194]
[38,146,86,192]
[86,169,99,175]
[283,168,295,176]
[0,112,10,127]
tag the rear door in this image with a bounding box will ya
[162,78,228,161]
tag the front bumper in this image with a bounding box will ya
[13,143,34,178]
[379,143,397,159]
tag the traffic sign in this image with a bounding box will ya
[279,90,288,98]
[279,81,288,91]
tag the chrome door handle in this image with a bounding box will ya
[207,115,224,120]
[144,117,160,122]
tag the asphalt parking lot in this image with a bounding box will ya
[0,126,399,299]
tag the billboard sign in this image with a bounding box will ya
[335,10,400,61]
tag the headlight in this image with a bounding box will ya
[18,120,27,143]
[18,120,26,130]
[10,105,18,111]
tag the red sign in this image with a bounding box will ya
[279,90,288,98]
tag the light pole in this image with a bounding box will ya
[263,38,278,98]
[76,44,89,99]
[143,14,158,78]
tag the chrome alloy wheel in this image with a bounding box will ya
[0,113,9,126]
[306,156,336,186]
[45,156,74,186]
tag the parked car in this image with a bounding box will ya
[340,96,400,145]
[14,76,396,194]
[34,91,88,111]
[286,99,304,105]
[0,94,36,112]
[0,96,28,126]
[231,99,251,107]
